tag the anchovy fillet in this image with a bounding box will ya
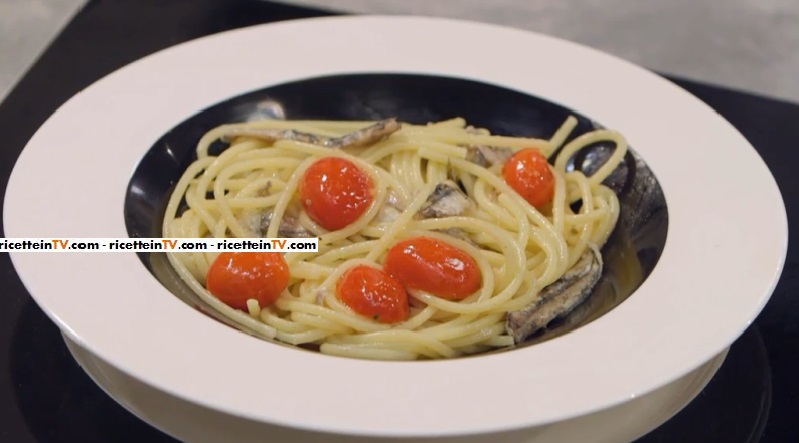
[240,208,313,238]
[418,181,472,219]
[506,245,603,344]
[464,145,514,167]
[222,118,401,149]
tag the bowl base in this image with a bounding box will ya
[62,332,726,443]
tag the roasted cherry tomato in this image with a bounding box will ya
[502,148,555,209]
[336,265,409,323]
[206,252,290,310]
[383,236,481,300]
[299,157,374,231]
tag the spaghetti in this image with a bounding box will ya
[163,117,627,360]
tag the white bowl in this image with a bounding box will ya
[63,332,727,443]
[4,16,787,438]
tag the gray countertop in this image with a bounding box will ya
[1,0,798,103]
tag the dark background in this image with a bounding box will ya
[0,1,796,442]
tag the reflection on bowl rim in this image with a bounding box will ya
[4,15,788,438]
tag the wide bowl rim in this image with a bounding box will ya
[4,15,788,437]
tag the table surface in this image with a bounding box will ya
[2,0,799,104]
[0,1,797,442]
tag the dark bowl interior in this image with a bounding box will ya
[124,73,668,353]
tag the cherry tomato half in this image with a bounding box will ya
[383,236,481,300]
[502,148,555,209]
[336,265,409,323]
[299,157,374,231]
[206,252,290,310]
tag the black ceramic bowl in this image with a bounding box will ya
[124,73,668,351]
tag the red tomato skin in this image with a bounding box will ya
[502,148,555,209]
[299,157,374,231]
[337,265,409,323]
[206,252,290,310]
[383,236,481,300]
